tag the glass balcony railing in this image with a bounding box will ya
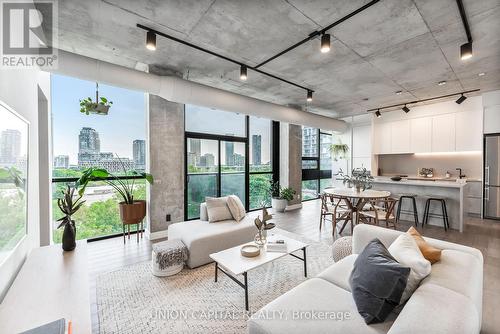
[51,177,146,242]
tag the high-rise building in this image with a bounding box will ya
[53,155,69,169]
[0,129,21,163]
[302,127,318,157]
[133,139,146,170]
[190,138,201,157]
[78,127,100,154]
[252,135,261,166]
[199,153,215,167]
[225,141,234,165]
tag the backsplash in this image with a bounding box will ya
[377,153,482,179]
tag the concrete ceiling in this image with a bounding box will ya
[46,0,500,118]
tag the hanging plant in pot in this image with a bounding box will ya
[79,83,113,115]
[330,141,349,161]
[57,185,85,251]
[76,161,153,234]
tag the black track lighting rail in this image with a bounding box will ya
[456,0,472,42]
[136,23,313,92]
[254,0,380,69]
[366,89,480,113]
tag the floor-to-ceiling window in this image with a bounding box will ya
[185,106,278,220]
[51,74,146,242]
[301,127,332,200]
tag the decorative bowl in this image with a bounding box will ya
[390,176,402,181]
[240,244,260,258]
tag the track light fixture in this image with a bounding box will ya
[455,94,467,104]
[146,31,156,51]
[307,90,313,102]
[375,109,381,118]
[460,42,473,60]
[320,33,331,53]
[240,65,247,81]
[402,105,410,113]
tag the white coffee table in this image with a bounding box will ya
[209,234,309,311]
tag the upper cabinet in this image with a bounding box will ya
[455,109,482,151]
[373,109,482,155]
[432,114,456,152]
[410,117,432,153]
[391,120,410,153]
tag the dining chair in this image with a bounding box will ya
[357,197,399,229]
[319,194,353,237]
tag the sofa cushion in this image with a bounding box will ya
[205,197,233,223]
[407,227,441,264]
[248,278,394,334]
[317,254,357,292]
[420,249,483,315]
[350,239,410,324]
[227,195,246,222]
[167,217,255,268]
[387,283,480,334]
[388,233,431,304]
[200,202,208,221]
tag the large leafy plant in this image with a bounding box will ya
[268,180,296,201]
[337,167,374,191]
[76,166,153,204]
[57,185,85,229]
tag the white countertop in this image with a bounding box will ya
[372,177,468,188]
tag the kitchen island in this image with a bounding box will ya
[371,177,469,232]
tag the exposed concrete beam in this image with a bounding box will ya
[45,50,348,132]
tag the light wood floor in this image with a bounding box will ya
[87,199,500,334]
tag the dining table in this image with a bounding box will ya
[323,188,391,233]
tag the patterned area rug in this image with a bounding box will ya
[96,229,333,333]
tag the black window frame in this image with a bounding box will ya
[301,128,332,201]
[184,111,279,220]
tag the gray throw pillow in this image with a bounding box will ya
[205,197,233,223]
[349,238,410,324]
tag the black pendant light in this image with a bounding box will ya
[320,33,331,53]
[146,31,156,51]
[240,65,247,81]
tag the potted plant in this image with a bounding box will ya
[76,165,153,230]
[268,181,296,212]
[338,167,373,193]
[330,141,349,161]
[79,83,113,115]
[57,185,85,251]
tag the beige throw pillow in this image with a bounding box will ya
[227,195,246,222]
[388,233,432,304]
[205,197,233,223]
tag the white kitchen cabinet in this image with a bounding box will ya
[455,110,482,151]
[373,122,391,154]
[353,125,371,157]
[410,117,432,153]
[432,114,456,152]
[391,120,410,153]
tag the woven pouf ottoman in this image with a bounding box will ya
[152,239,188,277]
[332,236,353,262]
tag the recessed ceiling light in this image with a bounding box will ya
[438,81,447,86]
[478,72,485,76]
[395,91,402,95]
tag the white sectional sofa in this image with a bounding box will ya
[248,224,483,334]
[168,203,255,268]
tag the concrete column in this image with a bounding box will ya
[147,67,184,239]
[279,123,302,208]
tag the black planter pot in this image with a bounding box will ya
[62,221,76,251]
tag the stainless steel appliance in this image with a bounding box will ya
[484,134,500,220]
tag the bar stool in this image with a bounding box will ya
[423,197,450,231]
[396,193,419,226]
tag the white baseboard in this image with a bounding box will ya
[145,229,168,240]
[285,203,302,211]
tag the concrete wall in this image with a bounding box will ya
[0,69,50,301]
[147,67,185,238]
[280,123,302,206]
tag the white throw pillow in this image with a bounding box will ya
[205,197,233,223]
[227,195,246,222]
[388,233,432,304]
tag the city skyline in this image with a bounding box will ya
[51,74,146,165]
